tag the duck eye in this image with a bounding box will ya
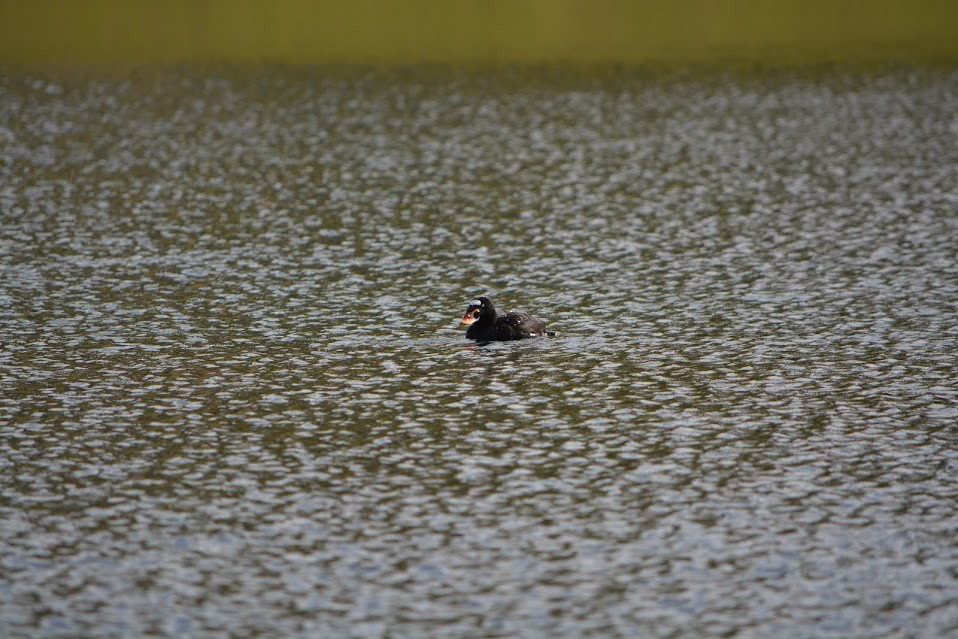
[472,310,481,319]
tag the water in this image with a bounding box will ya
[2,66,957,638]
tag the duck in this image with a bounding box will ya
[458,296,550,341]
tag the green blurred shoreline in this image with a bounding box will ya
[2,0,957,68]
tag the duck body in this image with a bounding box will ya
[459,296,549,341]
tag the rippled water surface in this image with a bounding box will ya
[2,66,958,637]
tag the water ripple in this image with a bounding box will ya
[2,66,957,638]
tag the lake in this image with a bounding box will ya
[2,65,957,637]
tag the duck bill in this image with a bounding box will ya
[459,313,476,327]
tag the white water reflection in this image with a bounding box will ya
[2,66,957,638]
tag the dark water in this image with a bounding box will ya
[2,66,957,638]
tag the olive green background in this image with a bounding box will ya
[2,0,957,66]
